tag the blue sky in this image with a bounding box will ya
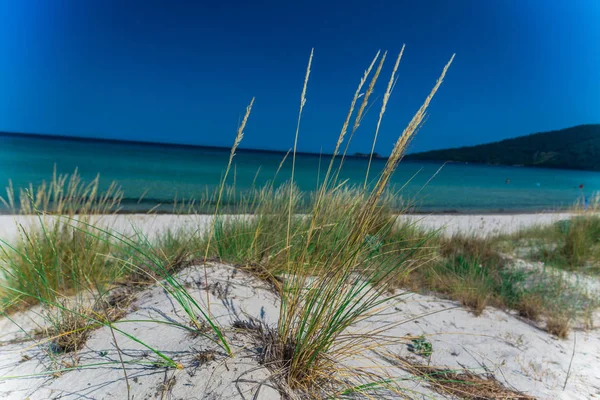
[0,0,598,154]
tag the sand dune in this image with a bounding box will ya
[1,263,598,399]
[1,213,598,399]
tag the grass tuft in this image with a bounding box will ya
[260,51,455,395]
[505,215,600,274]
[546,316,570,339]
[398,228,597,336]
[45,304,96,354]
[0,169,124,311]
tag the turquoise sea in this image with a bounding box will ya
[1,133,599,213]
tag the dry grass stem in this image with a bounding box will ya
[390,355,536,400]
[319,51,381,193]
[336,51,388,177]
[202,98,255,311]
[287,49,314,254]
[370,54,454,205]
[365,45,405,188]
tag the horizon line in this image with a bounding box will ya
[0,130,391,160]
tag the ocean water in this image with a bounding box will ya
[1,133,599,213]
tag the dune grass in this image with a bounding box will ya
[394,227,598,337]
[142,48,453,395]
[504,215,600,274]
[1,175,595,386]
[4,48,597,397]
[229,49,457,396]
[414,234,522,315]
[0,170,125,311]
[0,170,233,370]
[0,48,452,396]
[129,173,600,334]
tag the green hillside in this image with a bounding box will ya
[405,124,600,171]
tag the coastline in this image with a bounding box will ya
[0,206,576,217]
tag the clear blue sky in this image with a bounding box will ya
[0,0,598,154]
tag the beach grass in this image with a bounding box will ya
[2,48,597,398]
[396,227,598,337]
[8,48,453,396]
[504,215,600,275]
[0,170,125,311]
[0,170,233,368]
[235,49,458,396]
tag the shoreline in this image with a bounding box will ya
[0,208,575,217]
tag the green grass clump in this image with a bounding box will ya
[399,230,596,336]
[504,215,600,274]
[408,235,515,315]
[210,184,296,268]
[0,169,232,369]
[204,184,403,281]
[546,216,600,272]
[0,170,125,311]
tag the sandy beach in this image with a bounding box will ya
[0,212,577,245]
[1,212,598,399]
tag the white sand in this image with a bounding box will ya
[1,213,599,399]
[1,263,598,399]
[0,265,281,400]
[0,212,578,245]
[401,212,577,237]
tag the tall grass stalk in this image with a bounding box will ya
[317,51,380,197]
[287,49,313,255]
[334,50,387,180]
[293,51,384,282]
[202,98,255,311]
[364,46,404,188]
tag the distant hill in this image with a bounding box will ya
[405,124,600,171]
